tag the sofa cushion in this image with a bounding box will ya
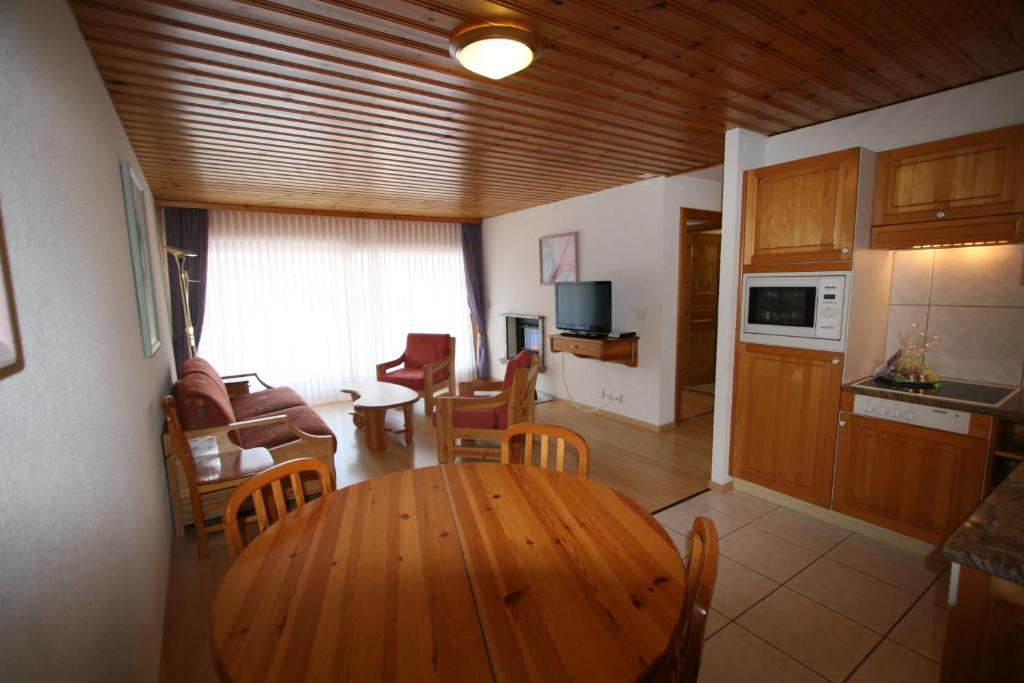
[404,333,450,370]
[231,387,306,420]
[236,405,337,451]
[173,372,236,430]
[180,357,231,400]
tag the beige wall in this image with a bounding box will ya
[0,1,174,679]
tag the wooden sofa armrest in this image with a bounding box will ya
[220,372,274,390]
[185,414,331,444]
[458,380,502,397]
[422,352,453,376]
[376,354,405,379]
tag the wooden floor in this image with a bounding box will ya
[158,398,712,682]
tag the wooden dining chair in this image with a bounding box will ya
[222,458,334,559]
[500,423,590,477]
[661,516,719,683]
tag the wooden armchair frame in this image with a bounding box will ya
[161,396,335,557]
[376,336,455,414]
[434,355,539,464]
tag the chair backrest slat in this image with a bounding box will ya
[224,458,334,559]
[500,423,590,477]
[671,516,719,682]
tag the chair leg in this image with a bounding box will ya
[424,391,434,416]
[436,419,448,464]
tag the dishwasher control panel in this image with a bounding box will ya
[852,394,971,434]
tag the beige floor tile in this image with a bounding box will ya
[694,490,778,524]
[739,588,881,682]
[719,526,820,583]
[922,568,950,605]
[786,557,917,634]
[655,499,747,539]
[826,534,946,595]
[848,640,941,683]
[698,624,826,683]
[704,609,729,640]
[752,507,851,554]
[711,556,779,619]
[664,526,691,561]
[889,600,948,663]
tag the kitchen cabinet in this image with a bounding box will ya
[730,343,843,507]
[833,413,986,544]
[741,147,860,265]
[872,124,1024,248]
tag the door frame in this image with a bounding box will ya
[674,207,723,425]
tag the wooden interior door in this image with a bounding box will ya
[833,413,986,543]
[730,343,844,507]
[675,209,721,424]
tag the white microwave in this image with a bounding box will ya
[740,271,850,352]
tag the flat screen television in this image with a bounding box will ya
[555,281,612,337]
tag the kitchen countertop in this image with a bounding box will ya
[843,378,1024,421]
[943,460,1024,584]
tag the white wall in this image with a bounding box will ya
[0,1,174,679]
[483,173,721,426]
[712,70,1024,485]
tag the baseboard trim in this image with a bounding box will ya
[708,480,734,494]
[547,397,672,432]
[732,478,940,557]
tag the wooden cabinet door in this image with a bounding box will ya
[742,148,860,266]
[833,414,986,544]
[730,344,843,507]
[873,124,1024,226]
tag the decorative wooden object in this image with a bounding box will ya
[341,382,419,451]
[872,124,1024,248]
[434,355,539,464]
[942,565,1024,682]
[741,148,860,265]
[833,413,987,543]
[730,343,843,508]
[211,464,687,682]
[222,457,333,559]
[500,423,590,477]
[549,333,639,367]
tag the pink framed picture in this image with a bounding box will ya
[539,232,578,284]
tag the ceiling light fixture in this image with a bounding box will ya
[450,22,539,80]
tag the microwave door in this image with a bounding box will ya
[745,284,817,337]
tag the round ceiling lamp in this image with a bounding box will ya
[449,22,539,80]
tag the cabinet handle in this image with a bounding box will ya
[570,344,578,350]
[838,420,846,428]
[840,247,850,254]
[831,358,840,365]
[936,210,946,219]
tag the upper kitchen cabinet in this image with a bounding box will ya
[872,124,1024,248]
[742,148,861,266]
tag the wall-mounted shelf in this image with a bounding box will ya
[549,334,638,367]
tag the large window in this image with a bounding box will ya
[198,210,474,405]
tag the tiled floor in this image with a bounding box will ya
[655,490,950,683]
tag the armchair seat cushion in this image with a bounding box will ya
[236,405,337,450]
[380,367,427,390]
[231,387,306,420]
[431,404,509,430]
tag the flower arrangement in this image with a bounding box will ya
[884,323,940,386]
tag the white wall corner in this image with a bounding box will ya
[710,129,766,486]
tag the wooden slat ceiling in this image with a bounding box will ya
[70,0,1024,220]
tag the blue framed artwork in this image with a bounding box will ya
[120,162,160,357]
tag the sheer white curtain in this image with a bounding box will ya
[198,210,475,405]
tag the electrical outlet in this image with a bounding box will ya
[613,393,624,403]
[600,389,607,399]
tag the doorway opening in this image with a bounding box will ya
[675,208,722,424]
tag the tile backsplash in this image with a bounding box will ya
[885,245,1024,386]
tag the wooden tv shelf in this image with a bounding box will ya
[549,334,638,367]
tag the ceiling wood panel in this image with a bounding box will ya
[70,0,1024,219]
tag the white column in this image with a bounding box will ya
[710,128,766,486]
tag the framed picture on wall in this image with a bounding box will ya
[0,204,24,381]
[539,231,578,284]
[121,161,161,357]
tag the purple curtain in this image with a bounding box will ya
[461,223,489,378]
[163,208,209,374]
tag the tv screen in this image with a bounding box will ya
[555,281,612,336]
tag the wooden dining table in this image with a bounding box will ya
[211,464,687,682]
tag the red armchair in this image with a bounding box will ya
[376,333,455,414]
[433,350,540,464]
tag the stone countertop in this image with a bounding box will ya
[842,379,1024,421]
[943,460,1024,584]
